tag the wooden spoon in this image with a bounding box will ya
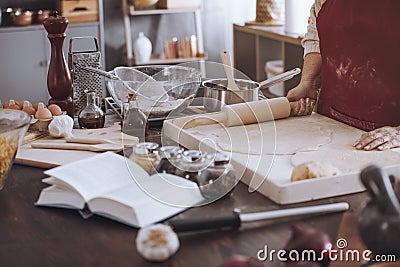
[220,50,240,91]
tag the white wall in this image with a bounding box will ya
[202,0,256,61]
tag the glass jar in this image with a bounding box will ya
[129,142,159,175]
[78,91,105,129]
[174,150,213,184]
[197,152,237,200]
[155,146,184,174]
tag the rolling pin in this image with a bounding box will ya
[184,97,290,128]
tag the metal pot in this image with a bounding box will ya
[203,78,259,112]
[203,68,301,112]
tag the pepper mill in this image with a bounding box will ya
[43,11,73,117]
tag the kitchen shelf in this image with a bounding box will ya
[129,53,208,66]
[129,7,200,16]
[121,0,206,67]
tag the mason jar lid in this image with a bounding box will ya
[134,142,159,155]
[213,151,230,166]
[158,146,184,159]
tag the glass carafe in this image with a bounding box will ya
[78,91,105,129]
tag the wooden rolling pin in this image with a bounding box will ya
[184,97,290,128]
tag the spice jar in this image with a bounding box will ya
[197,152,237,200]
[174,150,213,184]
[130,142,159,174]
[78,91,105,129]
[155,146,184,174]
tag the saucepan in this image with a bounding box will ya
[203,68,301,112]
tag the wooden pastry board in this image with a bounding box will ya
[16,124,138,169]
[163,113,400,204]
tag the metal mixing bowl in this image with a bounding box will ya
[106,65,202,116]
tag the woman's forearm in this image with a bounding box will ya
[300,53,322,89]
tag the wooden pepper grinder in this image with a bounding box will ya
[43,11,73,117]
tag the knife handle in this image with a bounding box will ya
[169,214,241,233]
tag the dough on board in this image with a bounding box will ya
[187,114,334,155]
[291,161,342,182]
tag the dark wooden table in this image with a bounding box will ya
[0,126,370,267]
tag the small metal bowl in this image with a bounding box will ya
[203,78,260,112]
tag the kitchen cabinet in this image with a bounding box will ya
[121,0,207,66]
[233,23,304,97]
[0,22,103,104]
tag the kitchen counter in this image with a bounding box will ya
[1,162,371,267]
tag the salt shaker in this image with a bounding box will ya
[130,142,160,175]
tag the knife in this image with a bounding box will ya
[169,202,349,233]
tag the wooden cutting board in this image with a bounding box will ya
[15,124,138,169]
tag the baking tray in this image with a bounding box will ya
[163,113,400,204]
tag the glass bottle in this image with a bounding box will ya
[78,91,105,129]
[122,92,148,142]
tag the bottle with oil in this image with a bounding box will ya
[78,91,105,129]
[122,92,148,142]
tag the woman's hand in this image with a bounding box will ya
[289,98,316,116]
[287,83,319,102]
[354,126,400,151]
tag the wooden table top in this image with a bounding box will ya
[0,125,371,267]
[0,165,370,266]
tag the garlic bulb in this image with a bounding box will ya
[48,115,74,138]
[136,224,180,261]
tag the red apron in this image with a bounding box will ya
[316,0,400,131]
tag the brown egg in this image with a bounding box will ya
[35,107,53,120]
[4,99,19,108]
[19,100,32,109]
[48,104,63,116]
[22,106,36,116]
[22,102,36,115]
[8,104,21,110]
[33,102,46,110]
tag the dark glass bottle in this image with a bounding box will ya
[78,91,105,129]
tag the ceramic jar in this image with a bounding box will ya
[133,32,152,63]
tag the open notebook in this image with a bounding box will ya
[36,152,205,228]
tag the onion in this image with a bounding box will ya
[283,225,332,266]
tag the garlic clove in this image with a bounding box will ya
[48,115,74,138]
[136,224,180,262]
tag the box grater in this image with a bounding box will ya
[69,36,103,115]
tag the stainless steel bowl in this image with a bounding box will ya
[203,78,260,112]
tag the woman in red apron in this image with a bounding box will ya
[288,0,400,151]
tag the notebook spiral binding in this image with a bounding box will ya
[69,36,103,115]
